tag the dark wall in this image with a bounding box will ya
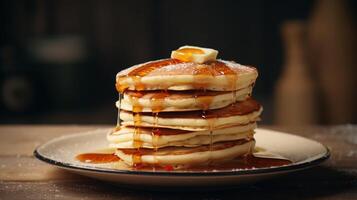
[0,0,313,124]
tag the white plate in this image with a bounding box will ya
[34,128,329,188]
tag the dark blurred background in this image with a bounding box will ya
[0,0,356,125]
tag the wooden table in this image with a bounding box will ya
[0,125,356,199]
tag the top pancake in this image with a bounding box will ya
[116,59,258,92]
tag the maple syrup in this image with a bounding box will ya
[133,113,143,148]
[75,152,291,171]
[121,98,260,119]
[110,53,265,171]
[126,90,228,99]
[116,59,183,93]
[126,89,238,111]
[151,112,160,166]
[150,91,169,113]
[117,59,241,92]
[152,112,160,148]
[125,94,144,149]
[76,153,120,164]
[120,140,248,156]
[132,153,142,166]
[116,93,122,127]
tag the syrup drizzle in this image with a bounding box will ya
[87,59,266,171]
[116,59,242,93]
[126,89,240,112]
[150,90,169,113]
[120,140,250,156]
[112,58,263,169]
[128,95,143,150]
[116,59,183,93]
[116,93,122,127]
[121,60,184,166]
[192,62,228,161]
[121,98,260,119]
[126,93,143,166]
[152,112,160,149]
[152,113,159,169]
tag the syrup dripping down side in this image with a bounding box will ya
[192,63,215,161]
[126,91,144,166]
[116,93,122,127]
[150,91,169,167]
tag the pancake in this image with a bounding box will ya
[107,123,256,148]
[115,139,255,167]
[119,86,252,112]
[116,59,258,92]
[119,98,262,131]
[108,46,263,169]
[110,133,253,148]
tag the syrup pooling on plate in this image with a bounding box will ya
[76,153,120,164]
[75,152,292,171]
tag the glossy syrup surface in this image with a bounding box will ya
[116,59,183,93]
[116,59,242,92]
[76,153,292,171]
[76,153,120,164]
[121,98,261,118]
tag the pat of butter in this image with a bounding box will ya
[171,45,218,63]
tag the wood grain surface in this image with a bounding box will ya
[0,125,356,200]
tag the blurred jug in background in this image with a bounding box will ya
[308,0,357,124]
[275,21,319,125]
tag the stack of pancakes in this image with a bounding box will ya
[108,50,262,169]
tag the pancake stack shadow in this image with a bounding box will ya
[108,57,262,169]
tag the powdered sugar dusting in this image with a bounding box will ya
[116,59,169,78]
[218,59,257,72]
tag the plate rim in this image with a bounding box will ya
[33,129,330,177]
